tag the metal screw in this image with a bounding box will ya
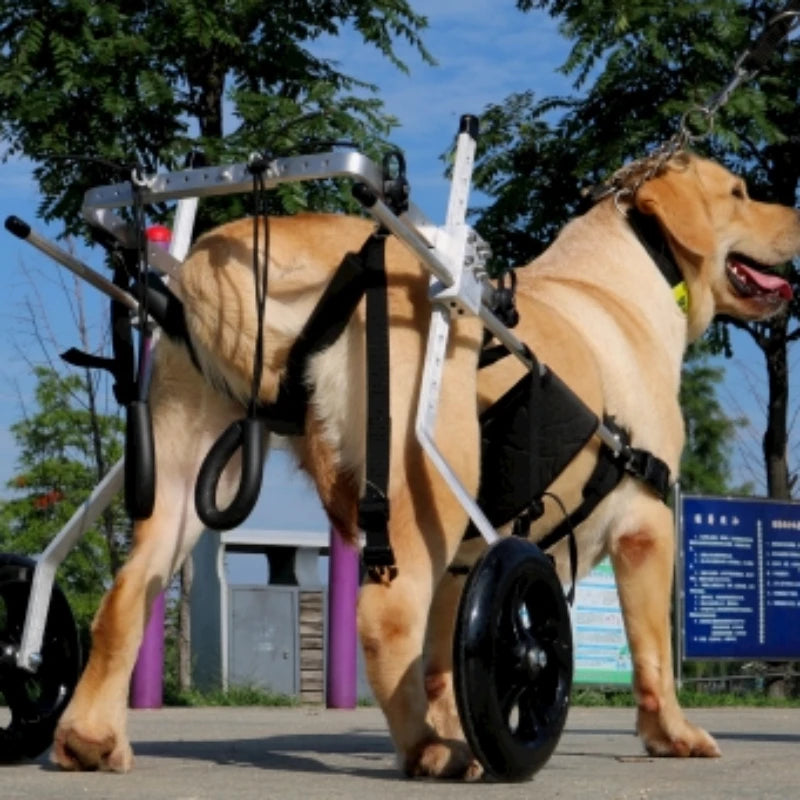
[525,647,548,675]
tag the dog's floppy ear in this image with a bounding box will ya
[634,163,715,259]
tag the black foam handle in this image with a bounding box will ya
[743,0,800,70]
[5,215,31,239]
[195,417,265,530]
[459,114,480,140]
[125,400,156,519]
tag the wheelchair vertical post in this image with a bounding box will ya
[129,201,198,707]
[414,115,498,545]
[16,198,198,674]
[129,224,171,710]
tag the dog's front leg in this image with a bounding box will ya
[610,497,720,758]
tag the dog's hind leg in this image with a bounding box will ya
[422,571,466,743]
[52,343,247,772]
[421,536,486,749]
[610,495,721,758]
[358,483,482,780]
[355,311,483,780]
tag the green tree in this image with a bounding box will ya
[0,365,126,631]
[0,0,432,234]
[680,345,751,495]
[473,0,799,497]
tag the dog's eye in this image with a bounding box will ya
[732,184,746,199]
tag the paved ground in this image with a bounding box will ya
[2,705,799,799]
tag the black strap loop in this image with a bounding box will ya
[125,400,156,519]
[194,166,271,530]
[195,417,266,530]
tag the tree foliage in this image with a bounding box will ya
[473,0,799,496]
[0,366,126,630]
[680,344,752,495]
[0,0,432,233]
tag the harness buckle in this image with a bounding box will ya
[623,447,671,501]
[359,485,396,582]
[358,489,390,535]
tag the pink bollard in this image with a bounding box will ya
[326,527,360,708]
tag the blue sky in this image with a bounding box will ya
[0,1,795,523]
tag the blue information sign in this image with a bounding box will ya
[681,495,800,659]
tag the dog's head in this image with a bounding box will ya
[634,154,800,340]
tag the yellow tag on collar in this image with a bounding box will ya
[673,281,689,314]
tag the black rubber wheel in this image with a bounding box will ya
[0,553,81,763]
[454,536,573,781]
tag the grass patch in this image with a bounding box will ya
[676,689,800,708]
[571,687,800,708]
[165,685,298,707]
[572,688,636,707]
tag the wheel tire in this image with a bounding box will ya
[454,536,573,781]
[0,553,82,762]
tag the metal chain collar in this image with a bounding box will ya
[591,2,800,204]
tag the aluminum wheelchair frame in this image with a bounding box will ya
[8,114,624,676]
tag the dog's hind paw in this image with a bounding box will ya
[52,721,133,772]
[404,738,483,780]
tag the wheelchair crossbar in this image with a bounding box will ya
[83,151,384,210]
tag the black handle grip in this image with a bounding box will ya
[743,0,800,70]
[195,417,265,530]
[4,215,31,239]
[125,400,156,519]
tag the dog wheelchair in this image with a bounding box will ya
[0,114,654,780]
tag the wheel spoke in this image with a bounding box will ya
[516,683,555,739]
[545,635,572,674]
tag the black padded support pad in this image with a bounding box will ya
[474,365,599,529]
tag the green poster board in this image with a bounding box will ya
[572,558,632,685]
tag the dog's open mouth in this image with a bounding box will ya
[726,253,793,302]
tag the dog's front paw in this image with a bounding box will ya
[404,737,483,780]
[638,708,721,758]
[52,715,133,772]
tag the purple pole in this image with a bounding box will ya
[326,527,359,708]
[130,590,165,708]
[129,224,171,710]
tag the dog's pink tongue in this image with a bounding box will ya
[733,259,793,300]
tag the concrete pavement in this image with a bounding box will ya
[2,705,799,799]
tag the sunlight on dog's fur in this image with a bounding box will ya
[52,154,800,778]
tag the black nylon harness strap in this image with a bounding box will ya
[534,417,671,555]
[61,270,202,398]
[356,232,396,581]
[253,246,370,436]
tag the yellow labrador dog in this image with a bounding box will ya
[53,153,800,777]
